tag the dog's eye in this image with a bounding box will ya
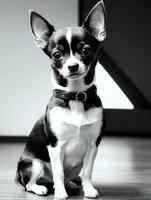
[81,46,91,56]
[53,51,62,60]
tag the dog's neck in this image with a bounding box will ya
[50,70,96,92]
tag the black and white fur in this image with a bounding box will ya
[16,1,106,199]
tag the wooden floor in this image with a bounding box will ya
[0,137,151,200]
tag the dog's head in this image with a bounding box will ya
[30,1,106,90]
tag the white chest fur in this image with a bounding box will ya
[49,101,102,127]
[48,101,103,170]
[48,101,103,140]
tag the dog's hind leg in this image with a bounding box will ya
[17,158,49,196]
[25,159,48,196]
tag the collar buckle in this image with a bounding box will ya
[75,91,87,102]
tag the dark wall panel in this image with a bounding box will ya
[80,0,151,105]
[79,0,151,135]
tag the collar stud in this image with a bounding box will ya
[75,91,87,102]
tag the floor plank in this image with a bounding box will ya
[0,137,151,199]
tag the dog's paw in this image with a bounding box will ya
[26,184,48,196]
[54,187,68,199]
[83,184,98,198]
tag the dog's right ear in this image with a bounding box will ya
[29,10,55,49]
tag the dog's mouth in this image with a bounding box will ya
[68,73,80,78]
[61,65,90,80]
[67,72,86,79]
[68,67,89,79]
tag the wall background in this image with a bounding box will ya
[1,0,151,137]
[0,0,78,136]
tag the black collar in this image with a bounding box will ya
[53,85,97,102]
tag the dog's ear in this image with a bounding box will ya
[83,0,106,41]
[29,10,55,49]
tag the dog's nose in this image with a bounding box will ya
[68,64,79,72]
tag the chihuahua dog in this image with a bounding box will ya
[16,1,106,199]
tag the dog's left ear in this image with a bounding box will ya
[83,0,106,41]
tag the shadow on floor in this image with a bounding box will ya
[97,185,151,200]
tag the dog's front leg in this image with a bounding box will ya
[47,143,68,200]
[82,144,98,198]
